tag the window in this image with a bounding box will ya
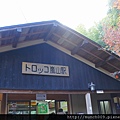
[55,100,68,114]
[98,100,112,114]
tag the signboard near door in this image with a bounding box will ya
[36,94,46,100]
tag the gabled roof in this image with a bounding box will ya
[0,20,120,77]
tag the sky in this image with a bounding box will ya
[0,0,108,29]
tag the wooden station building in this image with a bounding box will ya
[0,20,120,114]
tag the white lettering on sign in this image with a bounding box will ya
[22,62,69,76]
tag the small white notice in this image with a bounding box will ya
[96,90,104,94]
[36,94,46,100]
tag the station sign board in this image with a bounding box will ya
[22,62,69,76]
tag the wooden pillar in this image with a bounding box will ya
[0,94,3,113]
[1,93,7,114]
[85,93,93,114]
[68,94,72,114]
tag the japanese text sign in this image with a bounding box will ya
[22,62,69,76]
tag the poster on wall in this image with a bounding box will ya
[37,101,49,114]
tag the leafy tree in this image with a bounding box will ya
[102,0,120,56]
[87,23,105,47]
[75,24,88,37]
[76,0,120,56]
[76,23,106,47]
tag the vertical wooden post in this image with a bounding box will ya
[68,94,72,114]
[85,93,93,114]
[55,100,59,113]
[1,93,7,114]
[0,93,3,113]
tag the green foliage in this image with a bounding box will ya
[87,23,106,47]
[75,23,106,47]
[101,0,120,56]
[75,0,120,56]
[104,8,119,27]
[75,24,88,36]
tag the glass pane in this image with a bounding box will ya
[56,101,68,114]
[30,101,37,114]
[48,100,55,114]
[8,101,30,114]
[104,101,111,114]
[60,101,68,112]
[100,101,105,114]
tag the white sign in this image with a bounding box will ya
[22,62,69,76]
[96,90,104,94]
[36,94,46,100]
